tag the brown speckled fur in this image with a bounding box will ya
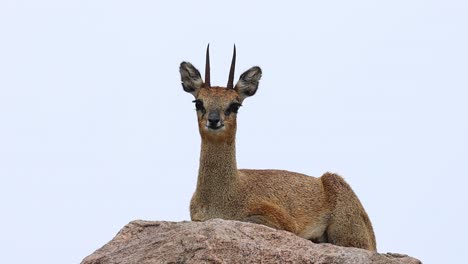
[179,56,377,251]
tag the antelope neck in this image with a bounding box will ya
[197,139,238,191]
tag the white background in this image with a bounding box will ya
[1,1,467,263]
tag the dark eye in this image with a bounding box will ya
[225,102,242,116]
[192,100,205,114]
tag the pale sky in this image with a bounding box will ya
[0,1,467,263]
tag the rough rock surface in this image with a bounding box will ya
[81,219,421,264]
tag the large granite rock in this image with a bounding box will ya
[81,219,421,264]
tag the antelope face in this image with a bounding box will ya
[194,87,241,132]
[179,46,262,141]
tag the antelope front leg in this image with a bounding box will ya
[242,201,297,233]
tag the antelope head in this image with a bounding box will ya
[180,45,262,142]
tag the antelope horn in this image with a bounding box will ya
[204,44,211,87]
[227,45,236,89]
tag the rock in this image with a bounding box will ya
[81,219,421,264]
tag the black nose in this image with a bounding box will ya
[208,112,221,127]
[208,113,220,124]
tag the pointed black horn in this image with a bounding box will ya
[227,45,236,89]
[205,44,211,87]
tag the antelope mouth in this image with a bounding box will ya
[206,124,225,131]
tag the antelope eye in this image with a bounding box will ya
[192,100,205,113]
[225,102,242,115]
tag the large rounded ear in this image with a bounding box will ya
[180,62,203,97]
[234,66,262,102]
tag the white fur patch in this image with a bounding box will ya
[298,223,327,240]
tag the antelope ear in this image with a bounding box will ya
[234,66,262,102]
[180,62,203,97]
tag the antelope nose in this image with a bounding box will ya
[208,112,221,124]
[207,112,222,127]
